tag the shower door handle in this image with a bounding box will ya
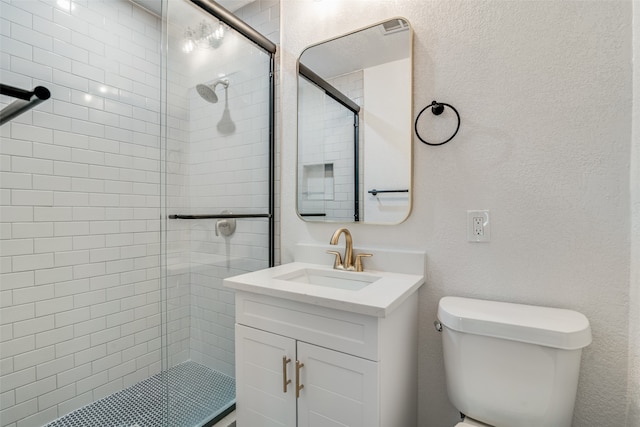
[282,356,291,393]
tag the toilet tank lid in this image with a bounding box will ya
[437,297,592,350]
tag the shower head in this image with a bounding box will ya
[196,79,229,103]
[196,84,218,103]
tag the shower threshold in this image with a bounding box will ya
[44,361,235,427]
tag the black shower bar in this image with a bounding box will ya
[368,189,409,196]
[0,84,51,126]
[353,114,360,221]
[190,0,276,54]
[169,213,272,220]
[267,55,275,266]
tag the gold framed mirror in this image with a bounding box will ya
[297,18,413,224]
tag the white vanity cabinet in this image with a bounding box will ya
[233,290,419,427]
[236,325,378,426]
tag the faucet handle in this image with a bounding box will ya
[326,250,343,270]
[355,253,373,272]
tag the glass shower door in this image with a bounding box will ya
[162,0,274,425]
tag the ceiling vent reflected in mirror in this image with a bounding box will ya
[380,18,409,35]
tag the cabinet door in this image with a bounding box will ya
[297,342,378,427]
[236,324,297,427]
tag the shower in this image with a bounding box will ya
[0,0,276,426]
[197,78,237,135]
[196,78,229,103]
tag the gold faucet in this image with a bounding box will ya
[328,228,372,272]
[329,228,354,270]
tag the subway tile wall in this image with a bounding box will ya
[0,0,164,426]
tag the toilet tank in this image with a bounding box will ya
[437,297,592,427]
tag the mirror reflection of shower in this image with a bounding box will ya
[196,78,236,135]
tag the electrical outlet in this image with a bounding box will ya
[473,216,484,236]
[468,210,490,242]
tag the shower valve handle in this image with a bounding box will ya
[215,210,236,237]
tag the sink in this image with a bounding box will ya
[274,268,381,291]
[224,258,425,317]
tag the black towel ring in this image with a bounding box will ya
[414,100,460,146]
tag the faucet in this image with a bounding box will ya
[327,228,372,271]
[328,228,354,270]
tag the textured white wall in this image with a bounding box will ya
[363,58,411,223]
[629,1,639,425]
[279,1,634,426]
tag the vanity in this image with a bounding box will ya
[224,245,425,427]
[225,14,420,425]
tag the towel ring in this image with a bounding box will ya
[414,100,460,146]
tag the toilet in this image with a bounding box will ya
[436,296,592,427]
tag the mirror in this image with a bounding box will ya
[297,18,413,224]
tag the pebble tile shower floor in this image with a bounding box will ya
[44,362,235,427]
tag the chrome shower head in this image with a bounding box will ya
[196,84,218,103]
[196,79,229,103]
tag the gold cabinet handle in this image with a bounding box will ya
[282,356,291,393]
[295,360,304,398]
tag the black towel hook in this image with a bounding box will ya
[414,100,460,146]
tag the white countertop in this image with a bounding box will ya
[223,261,425,317]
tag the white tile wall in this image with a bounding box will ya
[0,0,163,425]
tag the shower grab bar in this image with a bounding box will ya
[0,84,51,126]
[169,213,271,220]
[368,189,409,196]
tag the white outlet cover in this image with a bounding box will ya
[467,210,490,242]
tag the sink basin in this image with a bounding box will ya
[274,268,381,291]
[224,257,425,317]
